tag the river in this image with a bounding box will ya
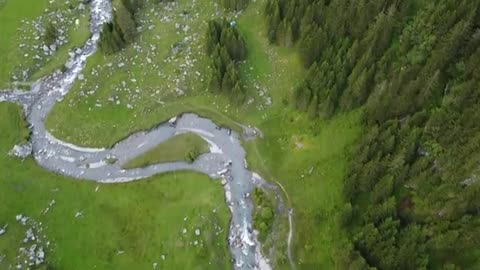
[0,0,291,269]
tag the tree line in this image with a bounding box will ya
[206,19,247,103]
[265,0,480,269]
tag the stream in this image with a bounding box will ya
[0,0,294,269]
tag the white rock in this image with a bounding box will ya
[0,224,7,236]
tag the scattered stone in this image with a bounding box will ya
[0,224,7,236]
[9,143,33,159]
[24,228,36,243]
[16,214,29,226]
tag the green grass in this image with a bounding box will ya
[39,0,362,268]
[30,14,91,80]
[244,110,362,269]
[122,132,210,169]
[0,0,90,88]
[0,0,48,87]
[0,102,231,269]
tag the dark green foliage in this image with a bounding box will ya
[206,19,247,103]
[186,148,199,163]
[44,23,58,45]
[266,0,480,268]
[99,20,126,54]
[252,188,275,242]
[99,0,143,54]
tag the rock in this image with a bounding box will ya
[9,143,33,160]
[0,224,7,236]
[24,228,35,243]
[195,229,201,236]
[168,116,177,127]
[35,247,45,265]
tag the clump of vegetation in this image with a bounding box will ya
[266,0,480,269]
[206,18,247,103]
[99,0,143,54]
[44,22,58,45]
[104,157,118,165]
[186,147,199,163]
[253,188,275,242]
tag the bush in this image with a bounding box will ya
[44,23,58,45]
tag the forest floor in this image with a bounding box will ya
[1,0,362,269]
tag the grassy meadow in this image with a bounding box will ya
[0,0,90,88]
[2,0,363,269]
[43,0,363,268]
[0,102,231,269]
